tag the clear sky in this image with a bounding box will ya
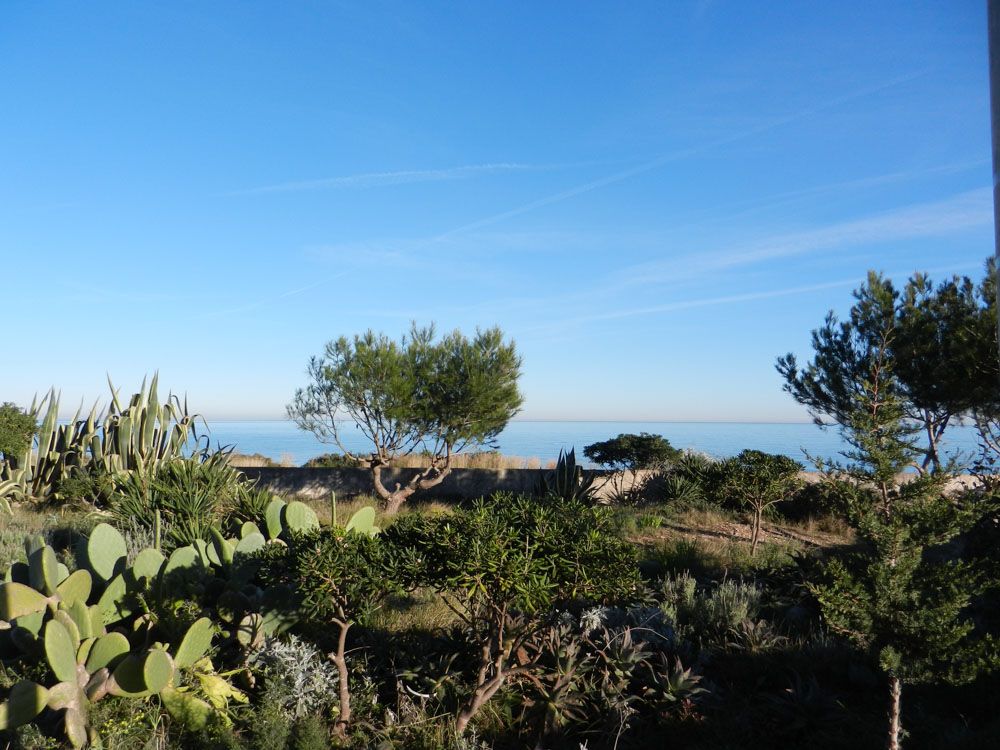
[1,1,993,422]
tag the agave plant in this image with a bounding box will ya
[0,375,203,508]
[0,390,99,504]
[538,448,598,503]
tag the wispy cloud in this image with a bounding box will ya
[613,187,992,290]
[226,162,574,196]
[533,261,985,336]
[427,70,932,241]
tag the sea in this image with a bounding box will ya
[198,420,986,469]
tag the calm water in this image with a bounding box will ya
[199,420,984,468]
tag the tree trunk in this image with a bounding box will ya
[887,675,902,750]
[750,510,762,556]
[330,621,352,737]
[372,461,453,514]
[455,672,507,735]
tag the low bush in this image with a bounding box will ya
[386,492,640,734]
[107,450,255,549]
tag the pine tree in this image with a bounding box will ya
[806,299,999,750]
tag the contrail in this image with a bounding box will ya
[218,70,931,316]
[429,70,932,242]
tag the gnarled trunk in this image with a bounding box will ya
[371,460,453,514]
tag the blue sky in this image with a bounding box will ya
[1,1,993,421]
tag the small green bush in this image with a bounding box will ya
[302,452,360,468]
[659,572,763,649]
[0,401,35,461]
[386,493,640,734]
[291,714,330,750]
[108,450,254,549]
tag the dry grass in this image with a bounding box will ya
[295,493,456,528]
[227,452,279,467]
[374,588,459,632]
[624,504,854,576]
[391,451,545,470]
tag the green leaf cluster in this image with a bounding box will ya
[0,402,35,463]
[583,433,681,472]
[777,261,998,471]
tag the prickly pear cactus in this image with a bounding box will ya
[0,615,215,747]
[0,526,223,747]
[345,506,381,537]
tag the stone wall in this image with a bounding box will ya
[237,466,636,501]
[236,466,980,502]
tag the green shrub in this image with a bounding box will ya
[0,402,35,462]
[659,572,763,649]
[108,451,252,549]
[247,695,292,750]
[670,452,728,505]
[660,474,705,507]
[717,450,803,555]
[302,452,360,469]
[291,714,330,750]
[386,493,640,734]
[248,635,339,720]
[271,526,397,735]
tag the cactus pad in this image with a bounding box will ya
[85,524,127,581]
[45,619,79,683]
[163,545,201,576]
[345,506,380,536]
[56,569,93,609]
[0,582,49,621]
[86,632,130,672]
[174,617,214,669]
[0,681,48,730]
[53,610,82,651]
[264,498,285,539]
[28,546,60,595]
[142,649,175,693]
[282,501,319,533]
[234,532,265,556]
[131,548,166,581]
[96,573,130,625]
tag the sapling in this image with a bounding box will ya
[719,449,802,555]
[802,311,999,750]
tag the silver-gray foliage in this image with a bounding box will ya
[249,635,341,719]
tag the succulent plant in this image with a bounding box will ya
[0,605,213,746]
[0,375,202,508]
[538,448,597,503]
[344,505,380,536]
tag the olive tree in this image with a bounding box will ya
[288,324,522,513]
